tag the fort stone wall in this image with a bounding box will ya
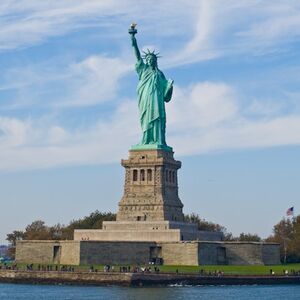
[79,241,155,265]
[16,241,80,265]
[262,244,281,265]
[161,242,198,265]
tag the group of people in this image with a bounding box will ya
[1,263,76,272]
[1,263,161,274]
[0,263,18,270]
[198,269,224,277]
[90,264,161,273]
[269,269,300,276]
[36,264,75,272]
[89,265,99,272]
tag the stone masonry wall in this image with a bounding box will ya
[16,241,54,264]
[198,242,280,265]
[262,244,281,265]
[80,241,155,265]
[16,240,280,266]
[60,242,80,265]
[224,243,263,265]
[74,229,181,242]
[198,243,221,265]
[16,241,80,265]
[161,242,198,265]
[117,150,184,222]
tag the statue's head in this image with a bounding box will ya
[142,49,161,68]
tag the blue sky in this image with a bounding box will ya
[0,1,300,244]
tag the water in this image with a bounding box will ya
[0,283,300,300]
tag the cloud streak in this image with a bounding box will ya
[0,81,299,171]
[0,54,131,109]
[57,55,131,107]
[1,1,299,64]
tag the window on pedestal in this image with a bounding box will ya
[133,169,138,181]
[140,169,145,181]
[172,171,175,183]
[147,169,152,181]
[169,170,172,183]
[165,169,168,182]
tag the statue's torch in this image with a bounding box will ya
[128,23,137,36]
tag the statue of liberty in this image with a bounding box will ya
[129,24,173,151]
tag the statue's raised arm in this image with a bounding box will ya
[128,23,141,62]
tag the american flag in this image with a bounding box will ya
[286,207,294,216]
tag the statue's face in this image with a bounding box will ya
[146,55,157,67]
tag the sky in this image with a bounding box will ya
[0,0,300,244]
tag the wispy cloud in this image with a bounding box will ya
[0,80,299,171]
[236,3,300,45]
[57,55,131,107]
[0,99,139,171]
[0,55,131,109]
[1,1,298,63]
[165,1,300,67]
[0,1,125,50]
[168,82,300,156]
[168,82,238,130]
[165,0,220,67]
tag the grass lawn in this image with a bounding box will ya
[158,264,300,275]
[2,263,300,275]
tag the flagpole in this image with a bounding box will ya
[283,238,287,264]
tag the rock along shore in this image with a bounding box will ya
[0,270,300,286]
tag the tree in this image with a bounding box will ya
[290,216,300,258]
[6,230,25,247]
[49,223,66,240]
[6,211,117,244]
[24,220,52,240]
[266,215,300,263]
[68,210,116,230]
[185,213,227,232]
[238,232,261,242]
[6,230,25,259]
[63,210,116,239]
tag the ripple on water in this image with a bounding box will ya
[0,283,300,300]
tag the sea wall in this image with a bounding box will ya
[0,270,299,286]
[0,270,131,286]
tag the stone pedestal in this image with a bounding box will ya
[73,149,222,243]
[117,149,184,222]
[74,220,223,242]
[73,149,223,243]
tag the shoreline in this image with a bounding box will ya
[1,270,300,286]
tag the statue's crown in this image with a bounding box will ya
[142,49,161,59]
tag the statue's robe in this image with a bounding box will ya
[135,59,173,146]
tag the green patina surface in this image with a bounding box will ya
[129,25,173,151]
[131,143,173,152]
